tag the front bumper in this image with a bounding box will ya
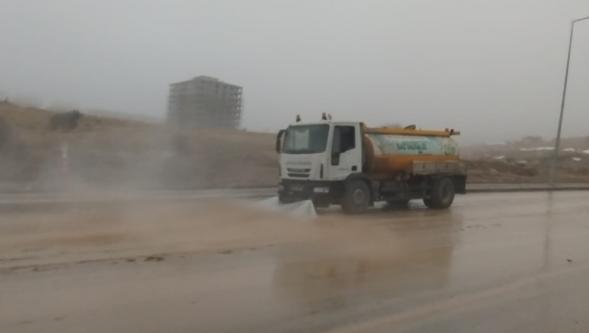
[278,180,342,204]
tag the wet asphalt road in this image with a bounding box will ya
[2,191,589,332]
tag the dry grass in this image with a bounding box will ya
[0,102,277,190]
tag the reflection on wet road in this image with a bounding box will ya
[2,191,589,332]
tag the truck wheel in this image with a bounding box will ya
[342,180,370,214]
[424,177,455,209]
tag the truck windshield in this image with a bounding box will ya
[283,124,329,154]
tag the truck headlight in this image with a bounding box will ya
[313,187,329,194]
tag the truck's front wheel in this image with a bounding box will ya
[342,180,370,214]
[424,177,455,209]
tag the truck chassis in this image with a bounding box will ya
[279,161,466,213]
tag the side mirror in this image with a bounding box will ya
[275,129,285,153]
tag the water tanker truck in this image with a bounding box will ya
[276,117,466,213]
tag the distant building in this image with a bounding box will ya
[167,76,242,129]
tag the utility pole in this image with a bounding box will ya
[550,16,589,186]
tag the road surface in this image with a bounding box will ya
[2,191,589,332]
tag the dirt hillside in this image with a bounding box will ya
[1,101,588,191]
[0,102,277,191]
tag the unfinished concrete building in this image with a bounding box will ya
[167,76,242,129]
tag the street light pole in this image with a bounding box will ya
[550,16,589,186]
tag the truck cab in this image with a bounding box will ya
[278,121,362,181]
[277,120,369,209]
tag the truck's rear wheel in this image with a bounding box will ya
[424,177,455,209]
[342,180,370,214]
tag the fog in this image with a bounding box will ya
[1,0,589,143]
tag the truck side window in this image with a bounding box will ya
[333,126,355,154]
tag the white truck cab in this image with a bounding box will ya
[278,121,362,182]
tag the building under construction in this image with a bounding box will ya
[167,76,242,129]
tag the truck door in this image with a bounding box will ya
[327,124,363,180]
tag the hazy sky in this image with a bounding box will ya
[1,0,588,143]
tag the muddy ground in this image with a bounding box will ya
[2,192,589,332]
